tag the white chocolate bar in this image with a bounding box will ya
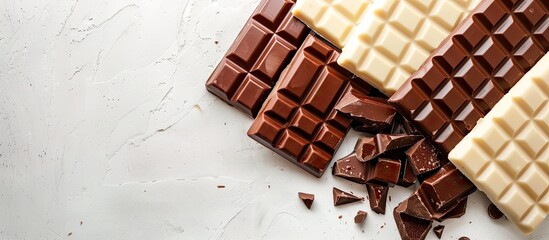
[292,0,371,49]
[338,0,480,95]
[449,54,549,235]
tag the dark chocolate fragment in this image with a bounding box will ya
[391,114,421,135]
[397,159,417,187]
[355,134,422,162]
[332,153,367,184]
[366,183,389,214]
[206,0,308,117]
[459,237,470,240]
[333,187,363,206]
[367,158,401,186]
[298,192,315,209]
[405,139,441,175]
[488,203,504,220]
[335,89,396,133]
[389,0,549,152]
[433,225,445,239]
[394,202,433,240]
[354,210,368,224]
[248,34,371,177]
[439,197,468,221]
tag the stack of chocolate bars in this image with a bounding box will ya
[205,0,549,239]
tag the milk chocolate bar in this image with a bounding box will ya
[292,0,371,48]
[449,54,549,234]
[248,34,370,177]
[389,0,549,152]
[206,0,308,117]
[338,0,480,95]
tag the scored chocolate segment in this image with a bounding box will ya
[248,34,370,177]
[206,0,309,117]
[389,0,549,152]
[367,158,401,186]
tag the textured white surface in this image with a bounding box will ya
[0,0,548,239]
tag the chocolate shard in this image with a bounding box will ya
[391,114,421,135]
[433,225,445,239]
[439,197,468,221]
[355,134,422,162]
[298,192,315,209]
[394,201,433,240]
[354,210,368,224]
[333,187,363,206]
[397,159,417,187]
[367,158,401,186]
[335,89,396,134]
[366,183,389,214]
[332,153,368,184]
[405,139,441,175]
[418,164,475,212]
[488,203,504,220]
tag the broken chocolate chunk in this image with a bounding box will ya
[397,159,416,187]
[433,225,445,239]
[439,197,468,221]
[333,187,363,206]
[366,183,389,214]
[354,210,368,224]
[488,203,504,220]
[332,153,367,184]
[391,114,421,135]
[335,88,396,134]
[394,202,433,240]
[406,139,441,175]
[298,192,315,209]
[355,134,422,162]
[367,158,401,186]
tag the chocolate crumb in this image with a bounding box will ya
[214,41,219,44]
[433,225,445,239]
[488,203,504,219]
[338,215,343,219]
[389,196,392,202]
[459,237,470,240]
[68,233,72,236]
[354,210,367,224]
[217,185,225,188]
[80,221,83,226]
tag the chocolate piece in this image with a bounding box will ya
[439,197,468,221]
[355,134,422,162]
[206,0,308,117]
[488,203,504,220]
[405,139,441,175]
[389,0,549,152]
[391,114,421,135]
[354,210,368,224]
[367,158,401,186]
[399,164,475,221]
[298,192,315,209]
[335,89,397,133]
[217,185,225,188]
[248,34,370,177]
[394,202,433,240]
[332,152,367,184]
[459,237,470,240]
[397,159,417,187]
[333,187,363,206]
[433,225,445,239]
[366,183,389,214]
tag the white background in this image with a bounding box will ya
[0,0,547,239]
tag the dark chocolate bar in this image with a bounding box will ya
[389,0,549,152]
[206,0,308,117]
[248,34,370,177]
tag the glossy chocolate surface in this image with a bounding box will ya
[367,183,389,214]
[206,0,308,117]
[248,34,369,177]
[333,187,363,206]
[332,153,367,184]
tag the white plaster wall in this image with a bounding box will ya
[0,0,547,239]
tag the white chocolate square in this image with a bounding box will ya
[338,0,480,95]
[292,0,371,49]
[449,54,549,234]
